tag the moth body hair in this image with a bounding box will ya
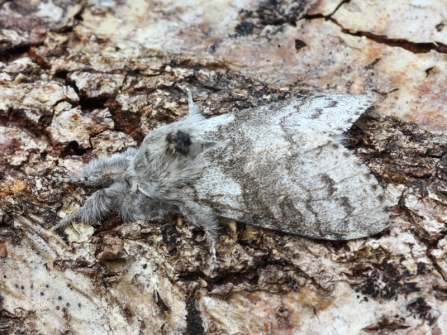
[54,90,222,248]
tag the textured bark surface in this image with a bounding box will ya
[1,0,447,334]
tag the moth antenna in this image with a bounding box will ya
[187,88,202,117]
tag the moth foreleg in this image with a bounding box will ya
[180,201,220,252]
[54,148,137,187]
[53,188,114,230]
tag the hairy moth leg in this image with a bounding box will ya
[180,201,220,258]
[53,188,114,230]
[54,148,137,187]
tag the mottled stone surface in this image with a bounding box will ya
[1,0,447,334]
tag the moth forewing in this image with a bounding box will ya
[190,94,389,240]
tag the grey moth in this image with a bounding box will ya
[54,91,389,246]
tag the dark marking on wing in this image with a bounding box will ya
[310,108,323,119]
[339,196,355,215]
[320,174,337,196]
[327,100,338,108]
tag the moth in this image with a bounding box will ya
[54,90,389,250]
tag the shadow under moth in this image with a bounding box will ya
[54,90,389,251]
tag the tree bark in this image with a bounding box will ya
[1,0,447,334]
